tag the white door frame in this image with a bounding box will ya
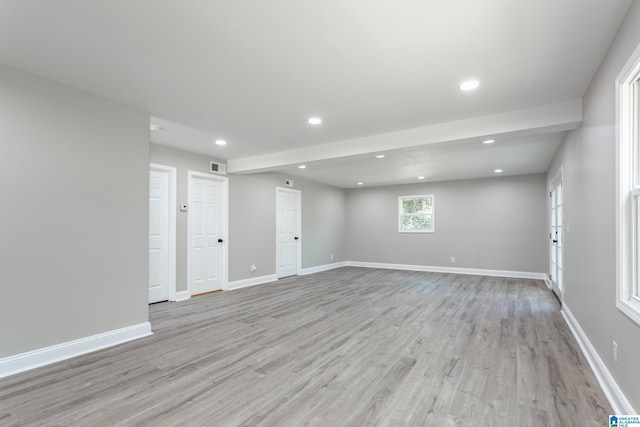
[549,167,563,302]
[276,187,302,277]
[187,170,229,292]
[149,163,177,302]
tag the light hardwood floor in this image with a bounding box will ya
[0,268,611,426]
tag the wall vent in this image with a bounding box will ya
[210,161,227,175]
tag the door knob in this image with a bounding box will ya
[218,238,223,243]
[294,236,299,240]
[552,240,558,243]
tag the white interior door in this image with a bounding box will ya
[276,188,301,278]
[189,174,224,295]
[149,165,176,303]
[550,174,563,299]
[149,169,170,303]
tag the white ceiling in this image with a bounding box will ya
[284,132,567,188]
[0,0,631,187]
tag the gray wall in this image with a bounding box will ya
[0,65,149,358]
[547,0,640,409]
[346,174,547,273]
[150,144,347,286]
[230,172,347,281]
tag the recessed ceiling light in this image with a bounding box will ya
[483,139,495,144]
[376,155,385,159]
[150,124,163,131]
[494,169,503,173]
[298,165,306,169]
[459,80,480,91]
[357,182,364,185]
[418,176,425,180]
[215,139,227,146]
[308,117,322,125]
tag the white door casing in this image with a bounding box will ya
[188,171,228,294]
[148,164,176,303]
[550,169,563,300]
[276,187,301,278]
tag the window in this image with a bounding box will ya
[617,41,640,326]
[398,195,434,233]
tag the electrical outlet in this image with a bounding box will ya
[250,265,257,272]
[613,341,618,365]
[451,257,456,263]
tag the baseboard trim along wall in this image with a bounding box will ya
[230,261,543,286]
[345,261,547,280]
[174,290,191,302]
[0,322,152,379]
[561,305,636,414]
[228,274,278,291]
[299,261,348,275]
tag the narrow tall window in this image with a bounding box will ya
[617,42,640,325]
[398,195,434,233]
[632,77,640,300]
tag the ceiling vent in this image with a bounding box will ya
[210,161,227,175]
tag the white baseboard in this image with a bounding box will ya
[174,290,191,302]
[0,322,152,379]
[561,305,636,414]
[544,276,552,289]
[300,261,347,275]
[228,274,278,290]
[345,261,547,280]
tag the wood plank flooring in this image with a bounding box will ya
[0,267,611,426]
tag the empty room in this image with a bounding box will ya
[1,1,640,425]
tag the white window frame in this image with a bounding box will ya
[616,40,640,326]
[398,195,435,233]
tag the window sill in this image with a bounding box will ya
[617,297,640,327]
